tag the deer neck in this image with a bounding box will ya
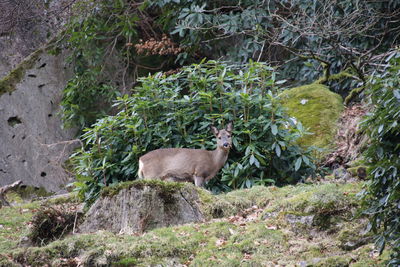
[212,147,230,170]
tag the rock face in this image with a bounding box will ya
[79,181,205,234]
[0,49,77,192]
[0,0,73,77]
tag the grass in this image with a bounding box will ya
[0,181,390,266]
[0,202,39,253]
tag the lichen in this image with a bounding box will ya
[0,48,44,96]
[280,83,344,152]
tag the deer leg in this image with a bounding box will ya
[194,176,205,187]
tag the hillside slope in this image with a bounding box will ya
[0,181,389,266]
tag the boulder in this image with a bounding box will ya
[79,180,205,234]
[280,83,344,152]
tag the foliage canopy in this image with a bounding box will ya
[59,0,400,129]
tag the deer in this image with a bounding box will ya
[138,122,233,187]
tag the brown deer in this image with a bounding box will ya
[138,122,233,187]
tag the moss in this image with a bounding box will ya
[0,257,18,267]
[1,181,385,266]
[325,175,335,180]
[266,183,362,214]
[337,220,372,251]
[15,185,53,200]
[280,83,344,152]
[347,166,368,177]
[344,86,366,105]
[112,257,139,266]
[314,255,352,267]
[315,70,354,84]
[2,185,53,205]
[43,192,81,205]
[0,48,44,96]
[0,202,40,254]
[101,179,185,198]
[351,245,391,267]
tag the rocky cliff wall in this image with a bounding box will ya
[0,48,78,192]
[0,0,74,78]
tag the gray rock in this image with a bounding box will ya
[333,167,352,181]
[0,50,78,192]
[0,0,72,77]
[340,236,372,251]
[79,182,205,234]
[285,213,315,226]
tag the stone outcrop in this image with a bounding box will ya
[0,0,74,77]
[0,48,78,192]
[79,181,205,234]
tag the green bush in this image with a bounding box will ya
[71,61,317,204]
[362,51,400,264]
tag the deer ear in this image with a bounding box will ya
[210,126,219,136]
[226,121,233,133]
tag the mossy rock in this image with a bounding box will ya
[338,219,372,251]
[79,180,204,234]
[280,83,344,152]
[0,48,44,96]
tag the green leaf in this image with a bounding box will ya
[271,124,278,135]
[275,144,281,157]
[302,155,310,165]
[250,154,255,165]
[295,157,302,171]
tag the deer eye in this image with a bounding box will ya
[218,137,222,139]
[227,135,231,138]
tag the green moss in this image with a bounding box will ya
[15,186,53,200]
[347,166,368,177]
[351,245,391,267]
[344,86,366,105]
[280,83,344,152]
[315,70,354,84]
[1,181,383,266]
[267,183,361,213]
[43,192,81,205]
[112,257,138,266]
[337,220,372,251]
[101,179,185,198]
[0,202,40,254]
[314,255,351,267]
[0,181,384,266]
[0,49,43,96]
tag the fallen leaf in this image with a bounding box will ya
[243,253,252,260]
[215,238,227,247]
[266,225,278,230]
